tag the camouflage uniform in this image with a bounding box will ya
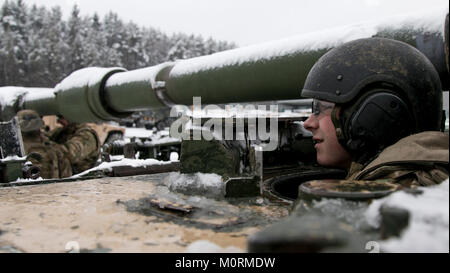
[22,133,72,179]
[346,131,449,187]
[18,110,72,179]
[48,123,100,174]
[18,110,100,178]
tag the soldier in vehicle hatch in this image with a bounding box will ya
[17,110,100,178]
[47,115,101,174]
[301,38,449,187]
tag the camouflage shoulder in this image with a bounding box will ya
[75,124,99,138]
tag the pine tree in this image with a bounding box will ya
[0,1,236,87]
[45,6,69,85]
[0,17,8,85]
[122,22,142,69]
[83,13,104,66]
[103,12,125,67]
[66,4,85,73]
[0,0,29,85]
[167,33,189,61]
[141,27,171,65]
[26,5,48,86]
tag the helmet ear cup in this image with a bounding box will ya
[340,91,414,162]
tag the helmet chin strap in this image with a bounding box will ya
[331,106,344,144]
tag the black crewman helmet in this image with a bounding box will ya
[301,37,443,164]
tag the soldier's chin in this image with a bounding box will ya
[317,155,335,168]
[316,155,328,167]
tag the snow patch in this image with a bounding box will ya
[170,7,447,77]
[169,152,179,161]
[15,177,44,182]
[54,67,123,92]
[106,63,172,87]
[71,158,170,178]
[123,128,181,145]
[124,127,155,139]
[311,198,371,230]
[23,88,55,102]
[0,86,28,107]
[365,179,449,253]
[185,240,243,253]
[0,155,27,162]
[109,155,125,161]
[163,172,225,198]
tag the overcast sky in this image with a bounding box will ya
[3,0,449,46]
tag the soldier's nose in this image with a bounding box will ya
[303,114,318,131]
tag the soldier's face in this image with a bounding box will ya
[304,100,352,169]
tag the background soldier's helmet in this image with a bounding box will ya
[301,37,443,164]
[17,109,44,133]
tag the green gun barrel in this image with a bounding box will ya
[14,9,448,123]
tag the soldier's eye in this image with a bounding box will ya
[312,100,334,116]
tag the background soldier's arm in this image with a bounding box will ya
[61,128,100,165]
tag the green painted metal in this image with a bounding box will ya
[14,11,448,123]
[54,67,129,123]
[375,29,449,89]
[164,28,448,107]
[22,88,58,117]
[165,50,326,105]
[104,66,169,112]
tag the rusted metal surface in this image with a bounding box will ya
[299,179,401,201]
[0,173,288,253]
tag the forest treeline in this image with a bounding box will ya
[0,0,236,87]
